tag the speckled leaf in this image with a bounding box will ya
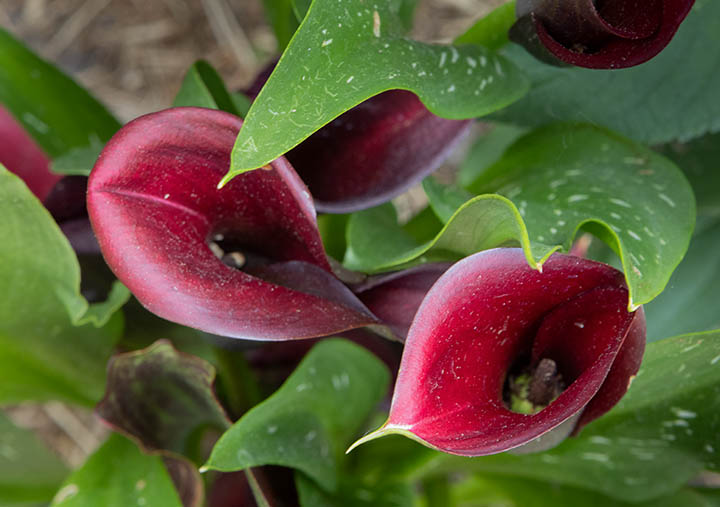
[96,340,231,463]
[495,1,720,144]
[0,28,119,158]
[0,167,125,405]
[50,434,182,507]
[173,60,241,116]
[426,330,720,503]
[0,413,68,506]
[203,339,389,491]
[223,0,528,180]
[348,124,695,307]
[468,123,695,307]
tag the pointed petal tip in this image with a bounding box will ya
[346,424,392,454]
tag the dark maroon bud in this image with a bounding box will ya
[511,0,695,69]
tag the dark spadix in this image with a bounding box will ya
[349,249,645,456]
[511,0,695,69]
[87,107,378,340]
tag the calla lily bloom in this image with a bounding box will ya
[0,105,60,201]
[87,107,379,341]
[510,0,695,69]
[350,249,645,456]
[245,67,471,213]
[285,91,471,213]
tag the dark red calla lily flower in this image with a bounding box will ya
[285,91,472,213]
[354,263,451,341]
[350,249,645,456]
[0,105,60,201]
[245,66,471,212]
[87,107,379,341]
[510,0,695,69]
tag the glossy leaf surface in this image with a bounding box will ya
[497,1,720,144]
[204,339,389,491]
[0,413,68,506]
[0,28,119,158]
[351,249,645,456]
[347,124,695,307]
[0,167,124,405]
[88,107,378,340]
[286,90,471,213]
[512,0,694,69]
[96,340,231,462]
[224,0,528,178]
[50,434,182,507]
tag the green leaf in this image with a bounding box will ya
[0,167,125,405]
[0,28,120,158]
[345,124,696,308]
[203,339,389,491]
[51,144,103,177]
[660,132,720,233]
[50,434,182,507]
[0,413,68,506]
[295,472,414,507]
[468,123,696,307]
[644,220,720,341]
[422,177,472,223]
[457,123,527,188]
[223,0,528,181]
[173,60,241,116]
[450,475,720,507]
[495,1,720,144]
[454,0,517,50]
[96,340,231,464]
[430,330,720,503]
[261,0,301,51]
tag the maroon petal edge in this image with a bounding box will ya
[87,107,378,341]
[350,248,645,456]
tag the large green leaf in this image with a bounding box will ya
[50,434,182,507]
[0,167,125,405]
[0,28,120,158]
[457,123,527,188]
[449,475,720,507]
[362,331,720,503]
[173,60,242,116]
[346,124,695,307]
[495,1,720,144]
[222,0,528,181]
[0,413,68,506]
[203,339,389,491]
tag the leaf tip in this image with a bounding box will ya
[216,173,233,189]
[198,465,209,474]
